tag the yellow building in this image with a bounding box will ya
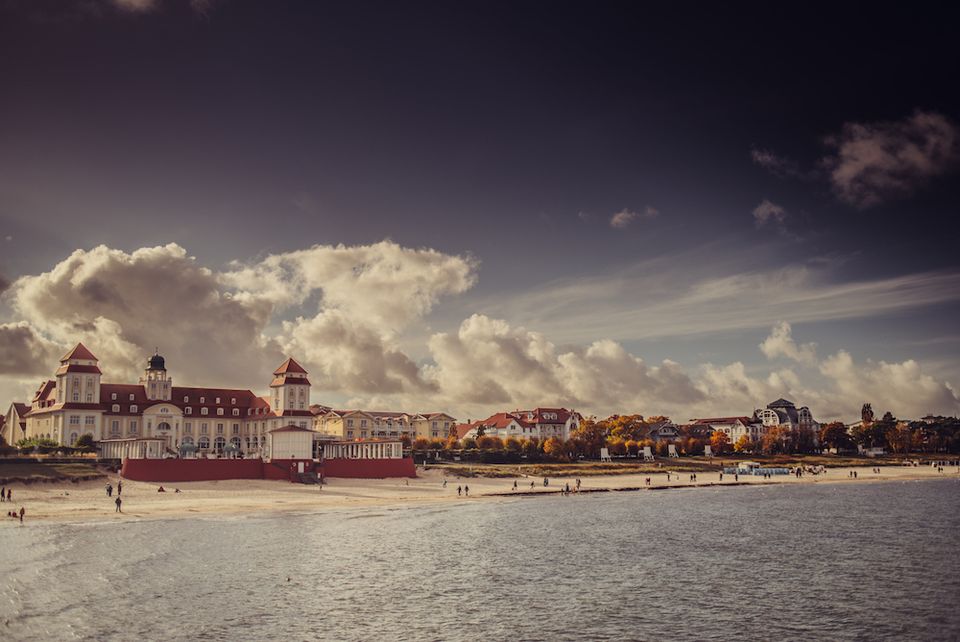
[314,410,456,441]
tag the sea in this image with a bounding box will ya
[2,478,959,641]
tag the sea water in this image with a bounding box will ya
[1,479,958,641]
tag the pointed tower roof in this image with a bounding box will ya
[60,342,98,362]
[273,357,308,375]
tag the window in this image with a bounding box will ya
[198,436,210,449]
[361,419,367,428]
[215,397,221,404]
[231,397,236,405]
[232,423,239,435]
[201,423,208,434]
[200,397,205,403]
[129,394,135,401]
[347,419,354,427]
[217,408,224,416]
[184,422,192,434]
[130,420,137,432]
[160,407,168,414]
[130,405,138,413]
[183,395,189,403]
[232,408,239,416]
[111,392,118,401]
[201,408,209,416]
[112,404,120,412]
[213,436,225,452]
[216,423,224,434]
[185,407,193,415]
[299,402,305,409]
[72,390,79,402]
[299,421,307,429]
[69,415,80,425]
[111,420,120,435]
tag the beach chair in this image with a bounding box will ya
[599,447,612,462]
[704,445,713,458]
[642,446,654,462]
[668,444,679,458]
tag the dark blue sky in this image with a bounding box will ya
[1,1,958,418]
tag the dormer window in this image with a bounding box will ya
[130,405,138,413]
[111,392,117,400]
[217,408,224,416]
[183,395,189,403]
[185,407,193,415]
[112,404,120,412]
[200,397,205,403]
[201,408,208,416]
[232,408,240,416]
[129,394,135,401]
[215,397,221,404]
[231,397,236,405]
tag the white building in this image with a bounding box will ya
[23,343,316,458]
[458,407,582,442]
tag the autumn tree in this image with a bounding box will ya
[733,434,752,453]
[819,422,853,452]
[412,437,430,450]
[573,419,609,458]
[543,437,565,460]
[709,430,731,455]
[504,437,522,452]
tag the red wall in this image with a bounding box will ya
[121,456,415,482]
[121,458,265,482]
[322,457,416,479]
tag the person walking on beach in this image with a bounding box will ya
[719,472,723,481]
[1,486,5,502]
[457,485,462,497]
[513,480,518,491]
[530,480,535,489]
[543,477,549,487]
[115,496,122,512]
[6,488,11,502]
[19,507,24,523]
[117,480,122,496]
[464,485,469,497]
[734,473,738,481]
[576,478,581,491]
[106,483,113,497]
[443,479,447,488]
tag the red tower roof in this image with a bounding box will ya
[273,357,308,375]
[60,342,98,362]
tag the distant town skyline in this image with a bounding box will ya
[1,1,959,420]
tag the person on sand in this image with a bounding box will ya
[175,488,181,493]
[158,486,166,492]
[457,485,462,497]
[6,488,11,502]
[117,480,122,496]
[565,483,570,493]
[576,478,581,491]
[513,480,518,491]
[0,486,4,502]
[734,473,738,481]
[115,496,122,513]
[19,507,24,523]
[719,472,723,481]
[106,484,113,497]
[464,485,469,497]
[442,479,447,488]
[543,477,549,487]
[530,481,535,489]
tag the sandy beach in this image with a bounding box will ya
[0,463,956,524]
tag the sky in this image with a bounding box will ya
[1,0,959,422]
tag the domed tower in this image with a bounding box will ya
[140,348,172,401]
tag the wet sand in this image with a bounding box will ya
[0,463,956,524]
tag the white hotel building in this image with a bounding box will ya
[22,343,315,457]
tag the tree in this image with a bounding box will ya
[476,435,497,450]
[461,437,477,449]
[819,422,853,452]
[475,424,486,438]
[733,434,752,453]
[504,437,522,452]
[573,419,608,458]
[709,430,731,455]
[543,437,565,459]
[412,437,430,450]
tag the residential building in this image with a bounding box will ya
[314,410,457,441]
[457,407,582,442]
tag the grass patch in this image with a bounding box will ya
[0,462,107,484]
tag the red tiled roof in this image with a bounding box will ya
[273,357,308,375]
[60,342,98,362]
[55,364,103,376]
[270,376,312,387]
[691,416,752,425]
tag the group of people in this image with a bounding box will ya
[1,486,24,522]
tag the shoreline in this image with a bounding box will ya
[1,464,956,525]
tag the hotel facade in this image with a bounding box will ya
[21,343,315,458]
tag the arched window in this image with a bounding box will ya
[198,436,210,449]
[70,432,78,445]
[181,436,194,445]
[112,404,120,412]
[157,422,171,432]
[201,408,209,416]
[217,408,224,416]
[213,436,226,453]
[232,408,240,416]
[185,407,192,415]
[130,405,138,413]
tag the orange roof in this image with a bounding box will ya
[273,357,308,375]
[60,342,98,362]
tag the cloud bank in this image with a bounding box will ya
[1,242,957,421]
